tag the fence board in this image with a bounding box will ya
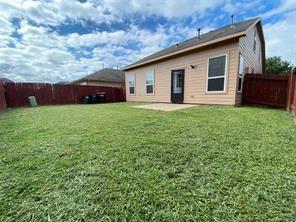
[0,81,7,111]
[242,74,289,108]
[5,83,125,108]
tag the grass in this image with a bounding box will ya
[0,103,296,221]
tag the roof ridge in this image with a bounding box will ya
[72,68,125,83]
[175,17,259,46]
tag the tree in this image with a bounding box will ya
[265,56,293,75]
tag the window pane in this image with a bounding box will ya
[129,87,134,94]
[239,54,244,74]
[208,55,226,77]
[173,72,182,93]
[146,70,154,81]
[128,81,134,87]
[146,70,154,94]
[128,75,135,87]
[208,78,225,92]
[146,80,153,85]
[146,85,153,94]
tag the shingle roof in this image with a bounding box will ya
[0,78,14,83]
[122,18,260,70]
[73,68,125,83]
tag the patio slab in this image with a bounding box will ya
[133,103,198,112]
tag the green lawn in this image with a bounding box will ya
[0,103,296,221]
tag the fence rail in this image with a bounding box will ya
[3,83,125,108]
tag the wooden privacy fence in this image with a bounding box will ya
[0,81,7,111]
[4,83,125,108]
[242,73,290,108]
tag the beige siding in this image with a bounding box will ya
[78,81,124,88]
[239,25,263,73]
[236,24,264,105]
[126,41,240,105]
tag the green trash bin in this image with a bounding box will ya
[28,96,38,107]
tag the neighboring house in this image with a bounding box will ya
[0,78,14,83]
[122,18,265,105]
[56,81,70,85]
[73,68,125,88]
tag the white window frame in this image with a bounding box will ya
[128,74,135,95]
[206,54,228,93]
[238,53,244,93]
[145,70,154,95]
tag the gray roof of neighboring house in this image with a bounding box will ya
[0,78,14,83]
[73,68,125,83]
[122,18,260,70]
[56,81,70,84]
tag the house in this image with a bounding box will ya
[73,68,125,88]
[56,81,70,85]
[122,18,265,105]
[0,78,14,84]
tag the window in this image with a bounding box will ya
[128,74,135,95]
[146,70,154,94]
[238,54,244,92]
[253,30,257,52]
[207,55,227,92]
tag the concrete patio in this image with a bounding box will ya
[133,103,198,112]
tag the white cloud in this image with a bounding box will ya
[17,21,66,50]
[223,0,263,15]
[263,0,296,18]
[264,11,296,64]
[0,16,16,47]
[102,0,230,21]
[0,17,15,35]
[103,0,226,18]
[46,49,74,64]
[0,0,116,26]
[52,0,116,24]
[66,30,128,48]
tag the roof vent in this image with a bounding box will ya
[230,15,235,28]
[197,28,201,39]
[175,43,179,49]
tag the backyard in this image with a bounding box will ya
[0,103,295,221]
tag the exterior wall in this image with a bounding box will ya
[78,81,124,88]
[236,24,264,105]
[239,25,263,73]
[125,41,240,105]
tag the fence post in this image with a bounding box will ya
[291,68,296,116]
[241,74,249,105]
[287,68,296,111]
[0,81,7,111]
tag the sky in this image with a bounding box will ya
[0,0,295,83]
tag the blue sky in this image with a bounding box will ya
[0,0,295,82]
